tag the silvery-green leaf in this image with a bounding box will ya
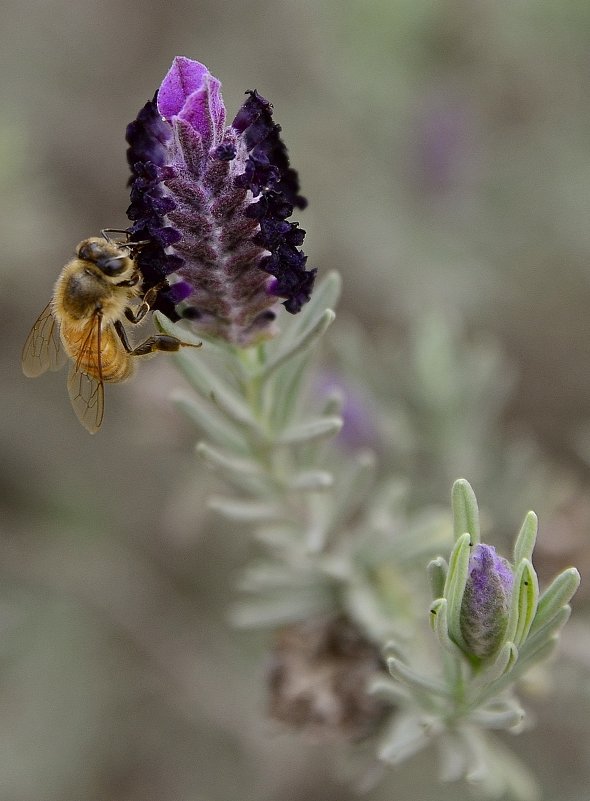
[277,416,342,445]
[470,698,525,730]
[208,496,285,522]
[260,309,336,382]
[505,559,538,647]
[514,561,539,647]
[230,588,333,627]
[290,470,334,491]
[429,597,464,658]
[475,641,518,689]
[378,712,439,765]
[513,511,538,565]
[288,271,342,340]
[443,532,472,651]
[387,657,449,699]
[369,676,411,705]
[427,557,448,600]
[171,389,250,454]
[519,605,571,659]
[529,567,580,635]
[452,478,480,544]
[329,449,376,532]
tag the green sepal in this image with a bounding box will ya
[513,511,538,565]
[443,532,472,651]
[452,479,480,545]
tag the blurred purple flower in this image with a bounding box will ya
[414,98,468,194]
[315,371,379,450]
[460,544,514,660]
[126,56,316,345]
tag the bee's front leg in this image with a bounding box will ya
[125,280,167,324]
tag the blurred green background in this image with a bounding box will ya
[3,1,590,799]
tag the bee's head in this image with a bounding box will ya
[76,238,132,277]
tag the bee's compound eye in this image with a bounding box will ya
[99,256,127,276]
[77,241,103,262]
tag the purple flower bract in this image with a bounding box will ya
[126,56,316,346]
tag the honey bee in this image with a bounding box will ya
[22,235,200,433]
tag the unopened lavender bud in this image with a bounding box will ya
[126,56,316,345]
[459,544,514,660]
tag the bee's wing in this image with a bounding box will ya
[66,313,104,434]
[22,302,68,377]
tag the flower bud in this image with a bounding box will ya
[459,544,514,660]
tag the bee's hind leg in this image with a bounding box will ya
[130,334,202,356]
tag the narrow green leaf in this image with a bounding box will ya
[260,309,336,381]
[513,511,538,565]
[427,557,448,601]
[475,641,518,689]
[329,449,376,531]
[208,496,284,522]
[529,568,580,635]
[387,657,449,698]
[519,605,571,659]
[170,346,263,436]
[471,702,525,730]
[276,416,342,445]
[288,270,342,339]
[378,712,438,765]
[514,561,539,647]
[171,389,249,453]
[369,676,411,705]
[290,470,334,491]
[452,479,480,544]
[429,598,464,657]
[195,442,265,478]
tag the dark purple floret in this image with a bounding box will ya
[124,58,316,344]
[460,544,514,660]
[125,95,191,320]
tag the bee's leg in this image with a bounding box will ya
[101,228,130,243]
[130,335,202,356]
[125,280,168,324]
[114,320,133,353]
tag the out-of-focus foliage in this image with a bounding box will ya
[4,1,590,800]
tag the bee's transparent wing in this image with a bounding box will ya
[66,315,104,434]
[22,302,67,377]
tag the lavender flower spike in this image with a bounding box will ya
[126,56,317,346]
[459,544,514,660]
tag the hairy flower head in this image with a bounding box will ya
[126,56,316,346]
[459,544,514,660]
